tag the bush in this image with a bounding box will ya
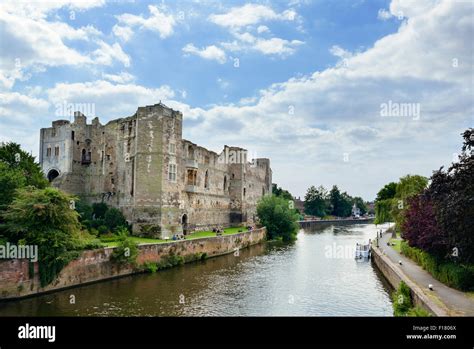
[401,241,474,291]
[406,306,431,317]
[104,207,128,232]
[75,199,93,222]
[111,235,138,266]
[143,262,158,273]
[92,202,108,219]
[392,281,413,316]
[97,225,109,235]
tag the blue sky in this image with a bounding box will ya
[0,0,472,200]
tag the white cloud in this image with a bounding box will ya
[47,80,175,121]
[209,5,304,58]
[0,0,133,89]
[0,91,49,124]
[115,5,176,40]
[209,4,296,28]
[182,44,227,64]
[389,0,441,19]
[254,38,304,56]
[329,45,353,59]
[112,25,134,42]
[92,41,131,67]
[101,71,135,84]
[377,9,393,21]
[257,25,270,34]
[222,33,304,56]
[0,7,94,89]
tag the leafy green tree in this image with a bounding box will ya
[352,197,367,215]
[340,192,353,217]
[272,184,293,201]
[104,207,128,232]
[0,142,48,190]
[328,186,352,217]
[256,195,299,242]
[374,182,397,224]
[391,175,428,233]
[1,187,82,286]
[376,182,397,202]
[0,163,26,211]
[304,185,328,217]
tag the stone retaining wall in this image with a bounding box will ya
[0,228,266,300]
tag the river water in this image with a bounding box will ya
[0,223,393,316]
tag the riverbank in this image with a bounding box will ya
[0,227,267,300]
[372,232,474,316]
[298,217,373,228]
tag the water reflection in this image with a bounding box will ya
[0,224,393,316]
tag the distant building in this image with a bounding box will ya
[39,103,272,238]
[352,203,361,217]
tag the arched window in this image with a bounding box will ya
[223,175,227,191]
[188,145,194,159]
[243,188,246,197]
[204,170,209,189]
[262,186,265,196]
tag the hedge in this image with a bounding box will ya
[400,241,474,291]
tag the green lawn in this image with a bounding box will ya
[390,238,402,253]
[101,226,248,247]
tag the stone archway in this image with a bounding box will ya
[47,169,60,182]
[182,214,188,235]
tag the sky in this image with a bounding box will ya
[0,0,472,201]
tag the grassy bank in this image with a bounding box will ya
[102,226,249,247]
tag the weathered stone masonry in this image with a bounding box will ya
[39,103,272,237]
[0,228,267,300]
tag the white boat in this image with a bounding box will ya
[355,241,371,259]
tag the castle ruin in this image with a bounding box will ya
[39,103,272,238]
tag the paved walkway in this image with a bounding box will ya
[379,232,474,316]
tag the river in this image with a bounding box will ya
[0,223,393,316]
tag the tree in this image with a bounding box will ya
[304,185,328,217]
[391,175,428,233]
[328,186,352,217]
[0,142,48,190]
[425,128,474,263]
[402,194,448,257]
[0,162,26,211]
[352,197,368,215]
[1,187,82,286]
[272,184,293,201]
[374,182,397,224]
[256,195,299,242]
[376,182,397,202]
